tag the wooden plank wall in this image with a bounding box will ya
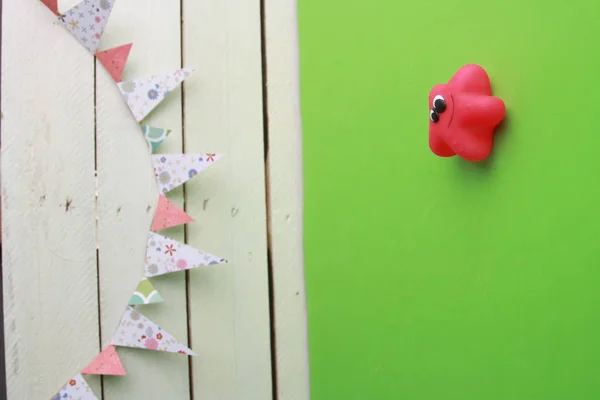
[1,0,308,399]
[264,0,310,398]
[2,0,100,397]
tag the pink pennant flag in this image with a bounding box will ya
[95,43,133,82]
[151,194,193,232]
[41,0,59,15]
[81,345,126,376]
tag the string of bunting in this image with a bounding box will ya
[40,1,227,398]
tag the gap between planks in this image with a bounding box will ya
[0,0,8,396]
[179,0,196,398]
[259,0,280,398]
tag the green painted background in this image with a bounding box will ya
[299,1,600,399]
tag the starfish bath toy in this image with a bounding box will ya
[428,64,506,162]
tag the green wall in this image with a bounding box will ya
[299,1,600,399]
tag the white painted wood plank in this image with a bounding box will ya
[1,1,100,398]
[182,0,273,398]
[95,0,191,399]
[264,1,311,398]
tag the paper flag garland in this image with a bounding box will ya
[152,153,223,194]
[111,307,195,355]
[142,125,171,154]
[152,195,193,232]
[95,43,132,82]
[41,0,59,15]
[128,277,164,305]
[145,232,226,278]
[50,374,98,400]
[40,2,228,397]
[58,0,115,54]
[118,68,196,122]
[81,345,126,376]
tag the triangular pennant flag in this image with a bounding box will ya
[58,0,115,54]
[145,232,226,278]
[152,195,193,232]
[50,373,98,400]
[142,125,171,154]
[41,0,59,15]
[111,307,195,355]
[129,277,164,305]
[118,68,196,122]
[95,43,132,82]
[81,345,126,376]
[152,153,223,194]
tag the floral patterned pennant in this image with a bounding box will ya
[128,277,164,305]
[81,345,126,376]
[50,373,98,400]
[152,153,223,194]
[141,125,171,154]
[145,232,226,278]
[58,0,115,54]
[95,43,132,82]
[118,68,196,122]
[111,307,195,355]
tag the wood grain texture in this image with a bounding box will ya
[1,0,100,398]
[182,0,273,398]
[264,0,310,398]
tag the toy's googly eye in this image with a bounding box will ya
[430,109,439,123]
[433,95,446,113]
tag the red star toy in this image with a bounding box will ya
[428,64,506,162]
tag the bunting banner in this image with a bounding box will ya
[50,374,98,400]
[41,0,59,15]
[118,68,196,122]
[128,277,164,305]
[142,125,171,154]
[153,153,223,194]
[58,0,114,54]
[111,307,195,355]
[152,194,193,232]
[95,43,133,82]
[36,2,227,398]
[145,232,226,278]
[81,345,126,376]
